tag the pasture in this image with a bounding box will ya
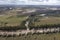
[0,15,27,27]
[0,33,60,40]
[34,16,60,27]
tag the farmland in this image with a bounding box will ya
[0,15,60,28]
[34,16,60,27]
[0,15,27,27]
[0,33,60,40]
[0,5,60,40]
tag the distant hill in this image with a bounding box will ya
[0,5,60,16]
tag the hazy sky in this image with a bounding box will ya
[0,0,60,5]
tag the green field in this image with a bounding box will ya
[0,15,60,27]
[0,33,60,40]
[0,15,27,27]
[33,16,60,27]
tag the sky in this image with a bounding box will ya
[0,0,60,5]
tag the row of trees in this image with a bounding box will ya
[0,21,27,31]
[29,24,60,29]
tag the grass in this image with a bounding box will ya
[0,33,60,40]
[0,15,27,27]
[0,15,60,27]
[34,16,60,27]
